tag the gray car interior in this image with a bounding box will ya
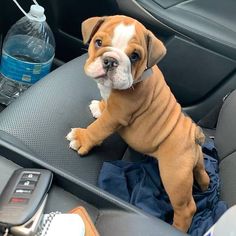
[0,53,235,235]
[1,0,236,235]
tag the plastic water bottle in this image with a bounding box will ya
[0,0,55,105]
[204,205,236,236]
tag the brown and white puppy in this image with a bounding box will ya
[66,15,210,232]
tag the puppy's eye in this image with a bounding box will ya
[95,39,102,48]
[130,52,140,63]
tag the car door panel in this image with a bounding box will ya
[115,0,236,122]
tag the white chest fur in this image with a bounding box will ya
[97,82,111,100]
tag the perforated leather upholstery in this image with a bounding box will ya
[0,54,127,185]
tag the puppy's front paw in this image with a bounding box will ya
[66,128,91,155]
[89,100,101,118]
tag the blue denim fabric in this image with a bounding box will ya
[98,140,227,235]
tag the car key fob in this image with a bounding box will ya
[0,168,53,233]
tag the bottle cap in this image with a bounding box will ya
[29,4,46,22]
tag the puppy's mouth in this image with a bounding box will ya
[94,73,107,80]
[94,69,116,80]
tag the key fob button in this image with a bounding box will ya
[10,197,29,204]
[22,173,40,182]
[17,180,36,189]
[15,189,33,194]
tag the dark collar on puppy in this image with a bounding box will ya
[133,68,153,85]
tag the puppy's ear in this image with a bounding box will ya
[82,17,106,44]
[146,30,166,68]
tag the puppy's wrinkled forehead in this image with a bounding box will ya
[95,17,146,52]
[111,23,135,51]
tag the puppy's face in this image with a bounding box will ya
[82,15,166,90]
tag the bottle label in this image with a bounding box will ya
[0,51,54,84]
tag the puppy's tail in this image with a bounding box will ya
[195,126,205,146]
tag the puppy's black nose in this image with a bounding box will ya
[102,56,119,70]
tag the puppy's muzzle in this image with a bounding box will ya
[102,56,119,71]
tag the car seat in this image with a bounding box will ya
[0,53,235,235]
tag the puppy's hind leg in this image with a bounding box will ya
[158,156,197,232]
[193,148,210,191]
